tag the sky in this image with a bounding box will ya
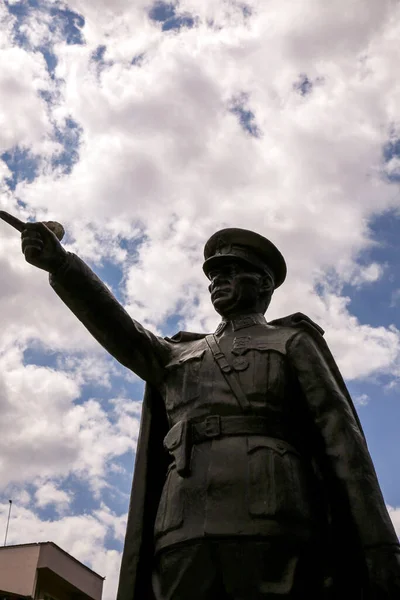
[1,0,400,596]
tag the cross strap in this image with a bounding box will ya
[205,334,252,413]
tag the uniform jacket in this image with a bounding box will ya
[49,253,399,600]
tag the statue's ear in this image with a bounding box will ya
[259,274,274,296]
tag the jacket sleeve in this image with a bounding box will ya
[49,252,170,387]
[287,329,399,549]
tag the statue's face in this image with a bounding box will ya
[208,259,267,317]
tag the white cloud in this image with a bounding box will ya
[307,292,400,380]
[0,343,140,491]
[339,262,385,288]
[354,394,369,407]
[0,24,53,152]
[35,482,73,512]
[390,289,400,308]
[9,0,398,353]
[13,489,32,507]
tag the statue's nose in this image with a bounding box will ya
[216,270,233,283]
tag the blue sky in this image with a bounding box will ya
[1,0,400,596]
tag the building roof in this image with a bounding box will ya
[0,542,104,600]
[0,542,104,580]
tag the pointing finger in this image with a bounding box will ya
[0,210,26,233]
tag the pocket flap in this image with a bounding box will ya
[247,436,300,457]
[165,347,205,369]
[163,421,183,451]
[178,348,205,364]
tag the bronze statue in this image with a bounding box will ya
[2,211,400,599]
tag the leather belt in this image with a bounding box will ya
[164,416,296,477]
[191,415,287,443]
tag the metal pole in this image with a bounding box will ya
[4,500,12,546]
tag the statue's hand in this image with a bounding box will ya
[366,546,400,598]
[21,222,67,273]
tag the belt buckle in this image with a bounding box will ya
[204,415,221,438]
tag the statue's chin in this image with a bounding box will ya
[212,295,236,317]
[212,297,250,319]
[213,298,263,319]
[211,288,259,318]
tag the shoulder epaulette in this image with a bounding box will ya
[164,331,208,343]
[269,312,325,337]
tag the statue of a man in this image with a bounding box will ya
[16,222,400,598]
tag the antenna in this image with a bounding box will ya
[4,500,12,546]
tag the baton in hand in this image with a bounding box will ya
[0,210,65,241]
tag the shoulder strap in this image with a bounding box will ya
[205,334,251,413]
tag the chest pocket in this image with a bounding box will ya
[235,344,286,399]
[164,347,205,410]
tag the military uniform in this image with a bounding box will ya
[155,315,321,550]
[47,229,399,599]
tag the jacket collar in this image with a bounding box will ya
[214,313,267,335]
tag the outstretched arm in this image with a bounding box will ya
[49,252,170,386]
[19,221,170,387]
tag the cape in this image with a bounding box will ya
[116,313,369,600]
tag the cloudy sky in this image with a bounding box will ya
[1,0,400,596]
